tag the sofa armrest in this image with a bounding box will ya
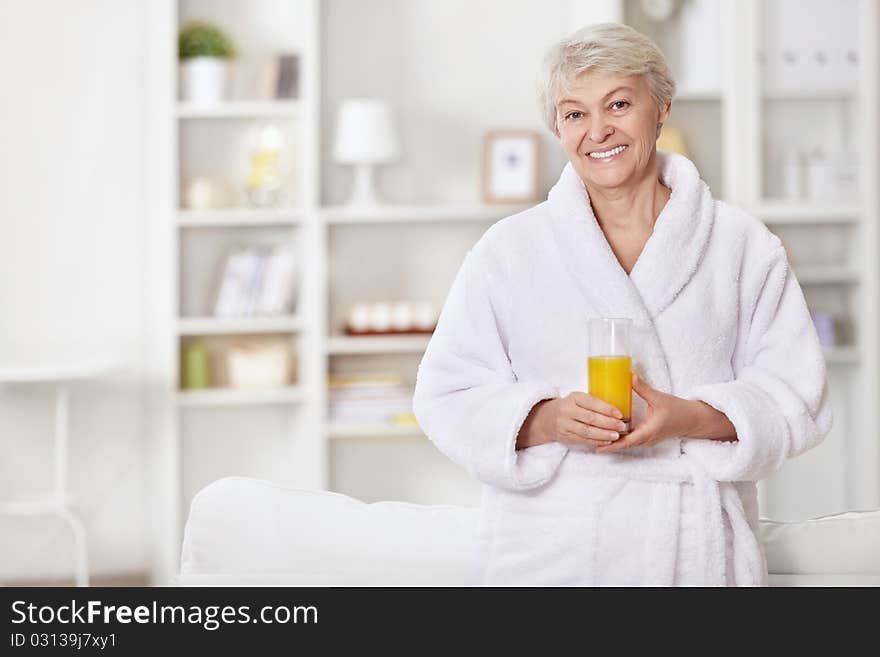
[180,477,480,586]
[761,509,880,578]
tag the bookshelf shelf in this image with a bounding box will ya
[794,266,860,285]
[327,423,425,440]
[176,385,305,407]
[752,202,860,225]
[325,335,432,355]
[824,346,859,365]
[176,100,301,119]
[674,88,722,101]
[177,208,305,227]
[177,315,304,336]
[321,203,531,224]
[761,89,856,102]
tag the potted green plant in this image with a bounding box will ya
[178,21,237,104]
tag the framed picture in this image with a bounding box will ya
[482,130,541,203]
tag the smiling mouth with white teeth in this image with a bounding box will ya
[588,145,628,160]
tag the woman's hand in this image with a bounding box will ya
[516,392,628,450]
[595,373,737,454]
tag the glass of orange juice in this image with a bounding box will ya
[587,317,633,434]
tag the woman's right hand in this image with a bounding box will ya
[516,392,627,450]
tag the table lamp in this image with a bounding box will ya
[333,98,399,206]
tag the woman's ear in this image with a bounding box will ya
[658,101,671,125]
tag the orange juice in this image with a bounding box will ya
[588,355,632,426]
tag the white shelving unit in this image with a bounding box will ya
[740,0,879,518]
[320,203,524,502]
[320,193,531,512]
[147,0,518,583]
[147,0,323,584]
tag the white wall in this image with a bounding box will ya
[0,0,147,582]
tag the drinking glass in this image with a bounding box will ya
[587,317,633,433]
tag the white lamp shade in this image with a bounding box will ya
[333,98,399,164]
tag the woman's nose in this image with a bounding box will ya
[588,119,613,143]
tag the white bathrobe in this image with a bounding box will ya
[412,151,832,586]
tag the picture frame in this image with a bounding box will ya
[482,130,541,203]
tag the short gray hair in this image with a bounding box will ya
[538,23,676,136]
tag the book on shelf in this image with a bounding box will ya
[213,245,298,318]
[213,248,257,318]
[259,53,299,100]
[328,373,414,424]
[258,58,280,100]
[256,246,297,315]
[275,54,299,99]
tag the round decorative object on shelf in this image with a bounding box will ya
[412,302,438,331]
[348,303,371,332]
[390,302,413,331]
[182,176,227,209]
[368,303,393,332]
[343,301,437,335]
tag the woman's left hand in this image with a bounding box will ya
[595,373,694,454]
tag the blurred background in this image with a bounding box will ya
[0,0,877,586]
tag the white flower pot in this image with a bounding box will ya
[180,56,227,105]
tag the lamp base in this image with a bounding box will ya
[347,164,382,207]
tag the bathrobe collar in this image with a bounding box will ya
[546,150,715,324]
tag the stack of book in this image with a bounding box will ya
[328,373,415,426]
[214,245,297,317]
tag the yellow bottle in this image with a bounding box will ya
[588,355,632,430]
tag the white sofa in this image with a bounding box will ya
[178,476,880,586]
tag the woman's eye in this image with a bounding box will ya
[565,111,583,120]
[611,100,630,111]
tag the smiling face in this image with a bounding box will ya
[555,71,670,194]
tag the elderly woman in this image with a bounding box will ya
[412,23,832,586]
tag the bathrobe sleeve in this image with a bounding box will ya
[681,244,833,482]
[412,239,569,491]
